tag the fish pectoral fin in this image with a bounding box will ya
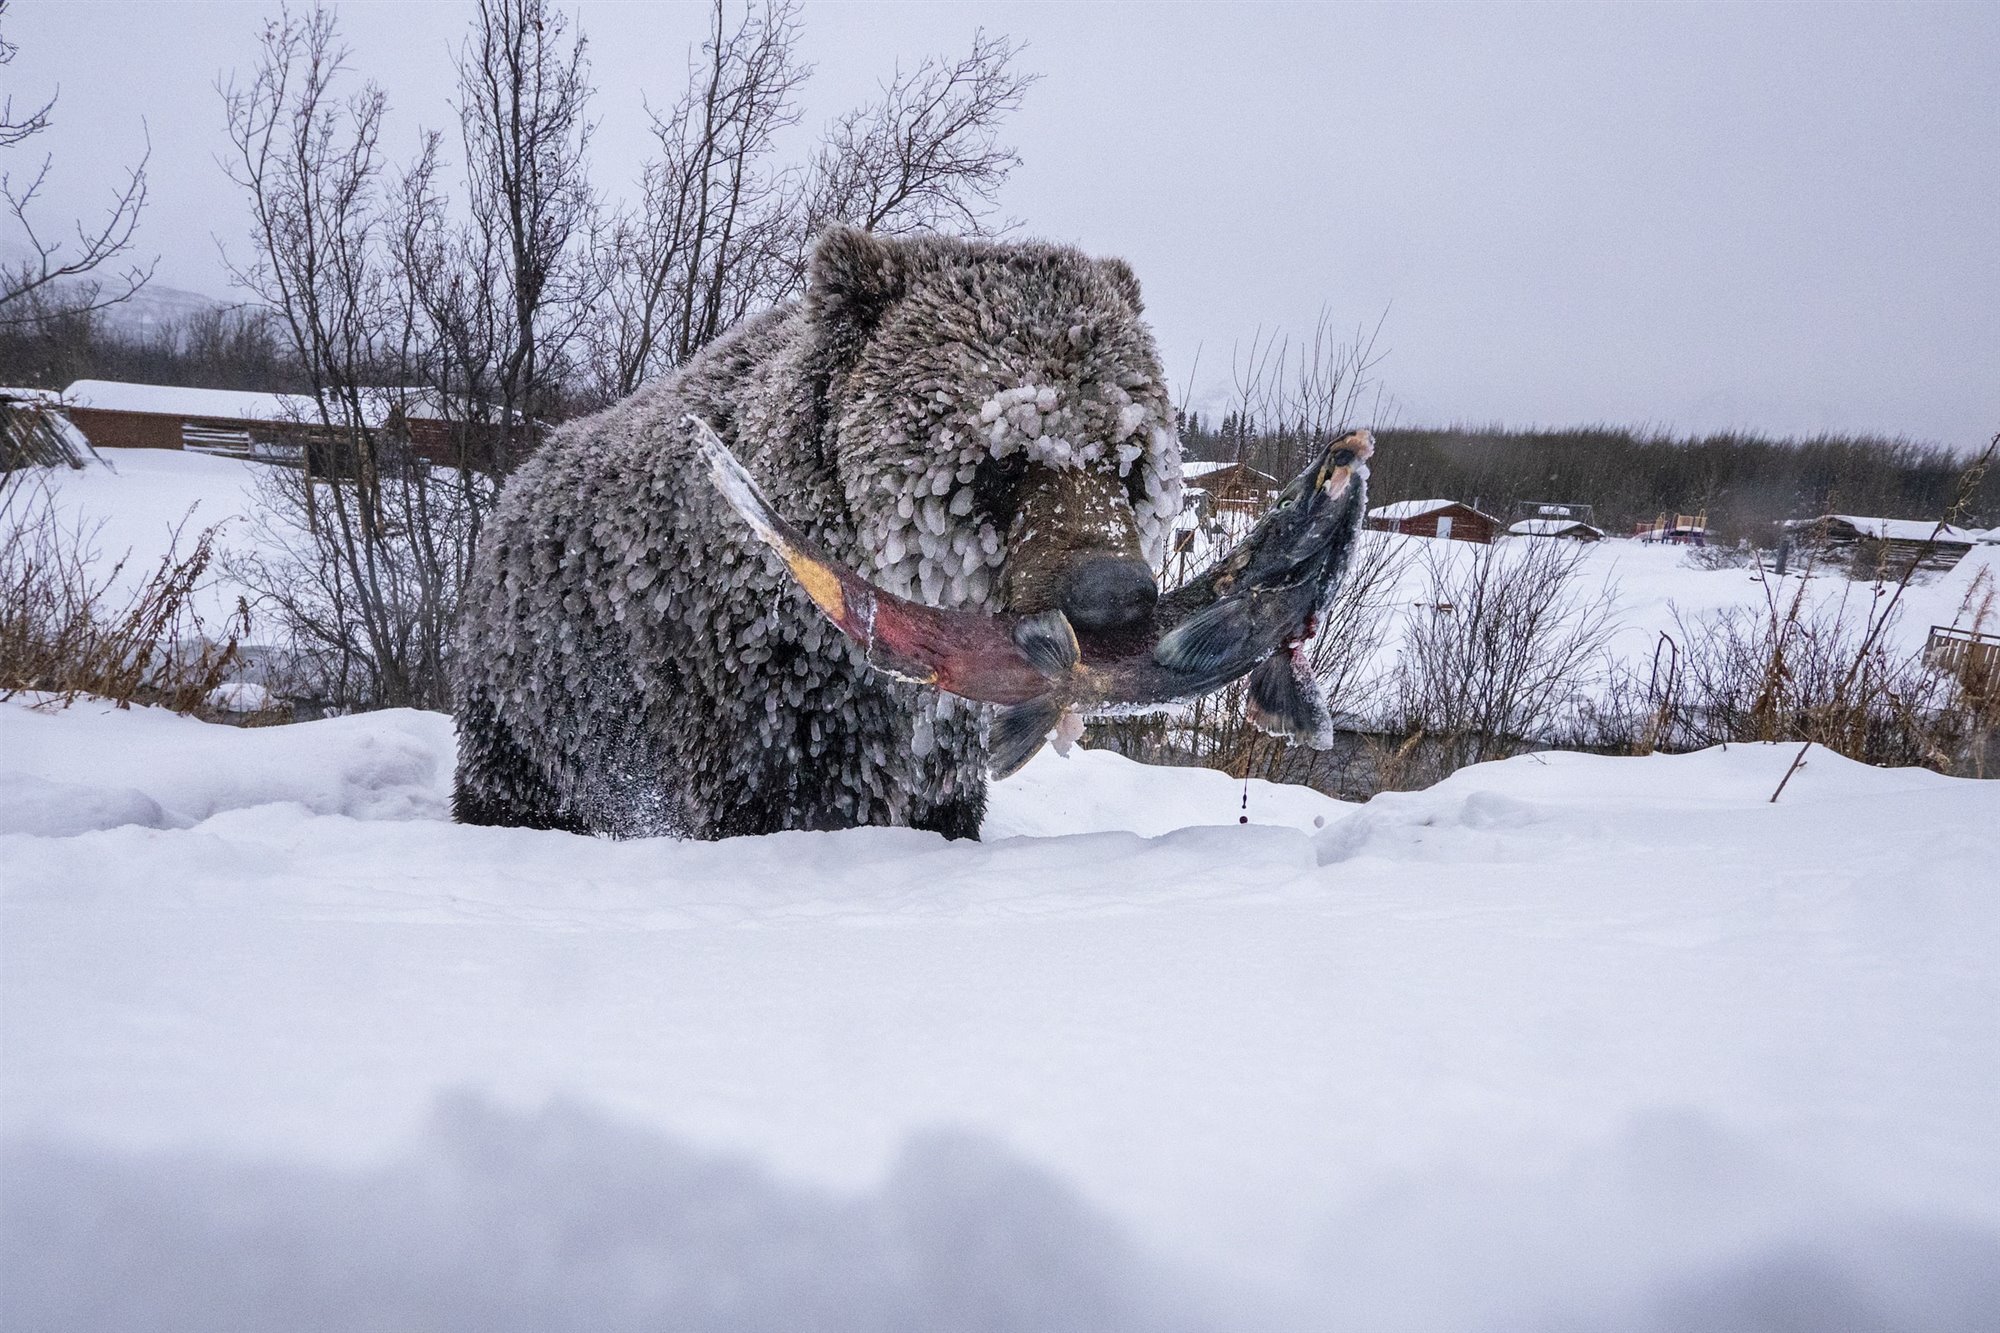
[988,696,1063,780]
[1152,597,1257,676]
[1011,609,1081,679]
[1246,650,1334,748]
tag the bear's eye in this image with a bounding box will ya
[971,453,1031,525]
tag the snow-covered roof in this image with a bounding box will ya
[63,379,319,424]
[1180,460,1236,479]
[1509,517,1604,538]
[57,380,494,430]
[1369,498,1465,521]
[1179,459,1278,484]
[0,385,64,404]
[1784,514,1979,545]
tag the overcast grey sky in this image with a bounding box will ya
[6,1,1996,447]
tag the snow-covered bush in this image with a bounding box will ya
[1376,537,1619,789]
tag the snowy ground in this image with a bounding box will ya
[4,696,1997,1330]
[5,448,269,628]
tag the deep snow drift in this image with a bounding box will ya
[4,697,1996,1331]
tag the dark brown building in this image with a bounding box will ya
[1780,514,1977,575]
[59,379,509,471]
[1181,460,1281,516]
[1365,499,1499,544]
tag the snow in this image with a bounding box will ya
[1788,513,1983,545]
[4,698,1997,1330]
[0,696,451,830]
[1368,497,1463,521]
[1508,516,1605,538]
[57,379,468,430]
[206,680,274,712]
[62,377,318,424]
[4,447,266,626]
[15,448,1998,733]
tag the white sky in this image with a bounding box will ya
[6,0,1997,448]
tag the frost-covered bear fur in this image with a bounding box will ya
[453,229,1182,839]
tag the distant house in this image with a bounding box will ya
[58,379,509,471]
[1779,514,1977,575]
[1365,498,1498,544]
[61,379,323,461]
[1507,516,1605,542]
[1634,511,1708,546]
[1,388,101,469]
[1180,459,1280,516]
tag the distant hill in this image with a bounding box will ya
[0,236,231,337]
[92,282,232,338]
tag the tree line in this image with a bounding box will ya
[1181,414,1997,542]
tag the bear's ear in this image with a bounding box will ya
[1099,257,1144,313]
[807,226,906,334]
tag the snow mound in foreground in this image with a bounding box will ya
[0,697,455,832]
[4,700,1997,1331]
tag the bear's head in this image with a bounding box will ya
[812,228,1182,633]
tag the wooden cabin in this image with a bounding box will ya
[58,379,510,472]
[1780,514,1976,576]
[1365,498,1499,544]
[1507,516,1605,542]
[1181,459,1280,516]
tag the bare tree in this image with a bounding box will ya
[791,30,1036,260]
[1383,537,1619,785]
[219,6,391,500]
[1219,308,1388,483]
[585,1,1035,401]
[0,0,154,326]
[587,0,807,400]
[219,7,483,710]
[448,0,602,463]
[216,0,1035,709]
[216,0,607,711]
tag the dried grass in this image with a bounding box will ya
[0,468,246,713]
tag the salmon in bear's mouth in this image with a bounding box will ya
[690,415,1373,778]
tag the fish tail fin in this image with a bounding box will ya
[988,696,1063,779]
[1246,650,1334,748]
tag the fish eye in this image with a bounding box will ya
[1330,448,1355,468]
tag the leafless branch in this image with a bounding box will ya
[0,0,154,326]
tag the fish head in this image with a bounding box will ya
[1216,430,1375,595]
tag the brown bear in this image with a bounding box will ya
[452,228,1182,839]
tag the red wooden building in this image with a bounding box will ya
[1365,498,1500,544]
[59,379,508,471]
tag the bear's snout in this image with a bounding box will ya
[1060,553,1157,630]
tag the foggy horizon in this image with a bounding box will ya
[6,0,1996,450]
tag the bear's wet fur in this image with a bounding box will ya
[453,229,1183,839]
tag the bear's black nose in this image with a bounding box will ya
[1061,554,1158,630]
